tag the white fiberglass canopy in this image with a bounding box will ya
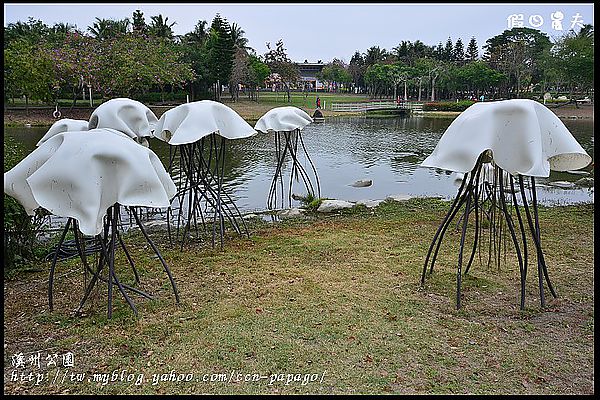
[4,129,176,236]
[37,118,89,146]
[254,106,313,133]
[153,100,257,145]
[88,98,158,142]
[421,99,591,177]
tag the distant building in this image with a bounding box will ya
[296,60,325,91]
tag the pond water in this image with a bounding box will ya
[4,115,594,213]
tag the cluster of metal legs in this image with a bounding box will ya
[48,204,180,318]
[166,133,249,249]
[421,154,557,310]
[268,129,321,210]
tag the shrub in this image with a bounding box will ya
[134,90,189,104]
[422,100,476,112]
[4,136,47,272]
[297,192,322,212]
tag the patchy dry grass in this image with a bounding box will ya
[3,198,594,394]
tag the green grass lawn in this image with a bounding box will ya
[256,92,370,109]
[3,199,594,394]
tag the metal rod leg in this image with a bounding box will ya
[48,218,72,312]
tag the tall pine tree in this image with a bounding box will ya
[466,36,479,62]
[444,37,454,61]
[207,13,235,101]
[453,38,465,65]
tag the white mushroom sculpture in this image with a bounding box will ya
[88,97,158,146]
[154,100,257,248]
[36,118,89,146]
[254,106,320,210]
[419,99,591,310]
[4,128,179,318]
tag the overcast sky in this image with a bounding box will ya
[4,3,594,62]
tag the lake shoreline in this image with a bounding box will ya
[4,102,593,127]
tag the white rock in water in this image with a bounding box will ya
[386,194,414,202]
[350,179,373,187]
[566,170,590,176]
[243,213,258,220]
[317,199,355,212]
[547,181,576,189]
[278,208,304,218]
[356,199,383,208]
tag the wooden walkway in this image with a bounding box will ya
[330,101,423,113]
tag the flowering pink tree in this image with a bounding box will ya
[51,32,194,103]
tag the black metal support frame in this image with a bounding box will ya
[166,133,249,249]
[47,203,180,318]
[267,129,321,210]
[421,156,557,310]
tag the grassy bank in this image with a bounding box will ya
[3,198,594,395]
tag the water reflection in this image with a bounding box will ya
[4,116,593,212]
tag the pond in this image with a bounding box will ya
[4,115,594,214]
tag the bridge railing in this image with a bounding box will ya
[330,101,423,112]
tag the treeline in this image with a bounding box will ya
[3,11,595,108]
[321,26,594,102]
[3,11,275,109]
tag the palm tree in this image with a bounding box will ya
[230,22,250,51]
[51,22,78,35]
[364,46,388,66]
[87,17,130,39]
[149,14,176,39]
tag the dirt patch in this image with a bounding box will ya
[546,103,594,120]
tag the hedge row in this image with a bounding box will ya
[422,100,476,112]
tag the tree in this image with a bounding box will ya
[444,37,454,61]
[553,24,594,103]
[229,47,249,101]
[364,46,388,66]
[87,17,130,39]
[247,54,270,101]
[264,39,298,102]
[4,17,50,48]
[466,36,478,62]
[179,19,211,100]
[148,14,176,39]
[457,61,505,98]
[453,38,465,65]
[392,40,434,66]
[4,39,56,112]
[414,57,446,101]
[132,9,147,35]
[392,41,410,63]
[230,22,250,51]
[317,59,351,92]
[434,42,444,60]
[483,27,552,98]
[349,51,366,92]
[364,63,386,97]
[206,14,235,100]
[52,33,194,102]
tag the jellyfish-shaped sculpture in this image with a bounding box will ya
[4,128,179,318]
[153,100,257,248]
[88,97,158,146]
[254,106,320,210]
[87,97,163,225]
[36,118,89,146]
[420,99,591,310]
